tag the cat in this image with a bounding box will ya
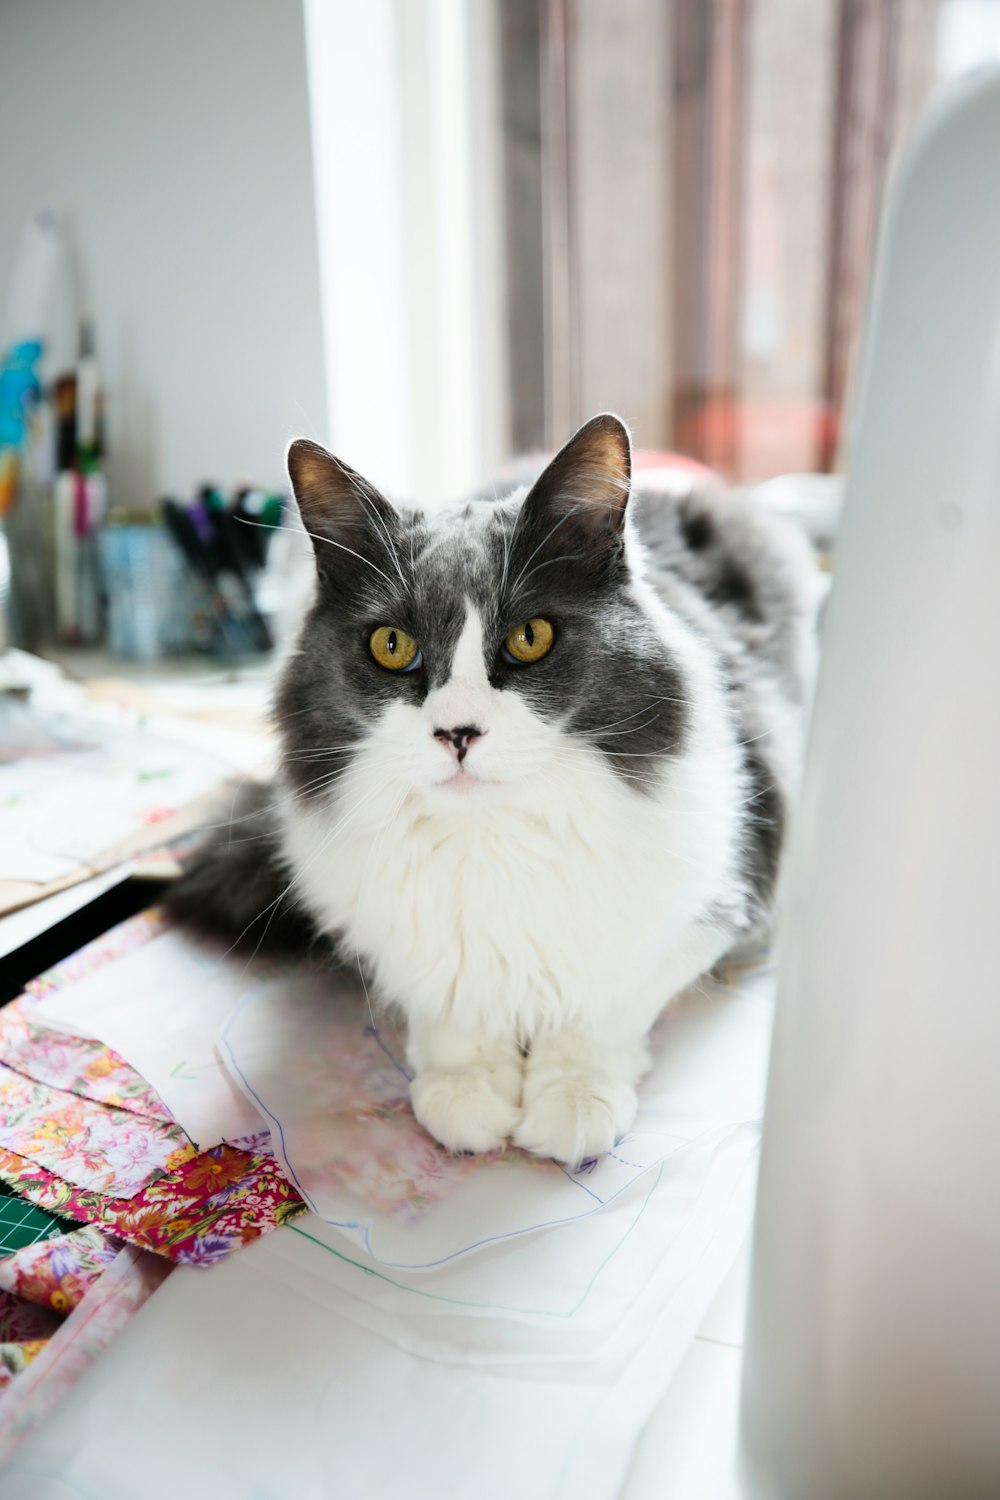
[168,414,818,1165]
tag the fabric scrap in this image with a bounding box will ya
[0,1289,62,1345]
[0,1223,122,1313]
[0,1062,195,1197]
[0,1138,304,1265]
[27,916,276,1150]
[0,1338,49,1385]
[0,1001,172,1121]
[0,1242,171,1464]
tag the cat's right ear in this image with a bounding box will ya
[286,439,400,591]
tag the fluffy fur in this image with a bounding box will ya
[169,415,818,1164]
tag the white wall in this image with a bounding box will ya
[304,0,509,506]
[0,0,327,503]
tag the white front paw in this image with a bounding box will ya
[513,1071,637,1166]
[410,1063,522,1155]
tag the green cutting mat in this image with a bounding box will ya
[0,1178,65,1254]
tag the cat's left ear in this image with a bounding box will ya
[286,439,399,590]
[519,413,632,545]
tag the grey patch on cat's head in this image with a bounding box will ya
[278,415,689,796]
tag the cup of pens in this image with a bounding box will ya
[100,487,285,661]
[161,486,283,657]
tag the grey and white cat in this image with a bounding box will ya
[170,415,818,1164]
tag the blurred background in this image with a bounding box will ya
[2,0,1000,663]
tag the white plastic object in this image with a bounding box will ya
[740,65,1000,1500]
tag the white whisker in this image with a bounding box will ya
[507,504,587,596]
[336,458,406,587]
[234,514,395,586]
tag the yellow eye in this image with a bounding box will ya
[504,617,554,664]
[369,625,420,672]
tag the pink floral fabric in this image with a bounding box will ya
[0,1063,195,1197]
[0,1224,122,1313]
[0,1289,61,1392]
[0,1138,303,1266]
[0,1337,49,1389]
[0,1288,62,1344]
[0,1244,171,1458]
[0,1003,171,1121]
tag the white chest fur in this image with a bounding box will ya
[279,731,742,1043]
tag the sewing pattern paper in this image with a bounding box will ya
[25,909,167,1000]
[220,973,691,1269]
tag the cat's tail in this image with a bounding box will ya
[164,780,325,959]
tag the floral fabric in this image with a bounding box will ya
[0,1288,63,1344]
[0,1003,171,1121]
[0,1337,49,1387]
[0,1289,61,1392]
[0,1062,195,1197]
[0,1138,304,1266]
[0,1244,171,1459]
[0,1223,122,1313]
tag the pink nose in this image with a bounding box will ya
[433,724,484,764]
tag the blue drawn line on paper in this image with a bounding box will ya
[218,987,362,1228]
[557,1164,605,1204]
[364,1025,413,1083]
[219,983,681,1272]
[287,1159,666,1320]
[607,1147,651,1171]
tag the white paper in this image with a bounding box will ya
[0,1245,604,1500]
[3,963,771,1500]
[30,926,266,1148]
[0,1127,760,1500]
[270,1123,761,1362]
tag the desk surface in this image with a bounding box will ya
[0,652,757,1498]
[0,1217,752,1500]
